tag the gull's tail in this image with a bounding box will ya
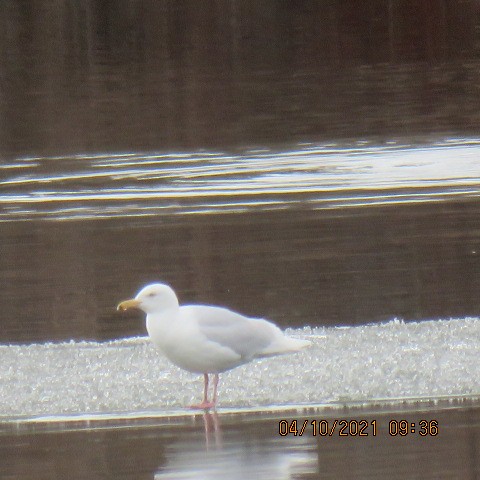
[257,330,311,358]
[285,337,311,351]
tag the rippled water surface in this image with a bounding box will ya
[1,140,480,221]
[1,140,480,344]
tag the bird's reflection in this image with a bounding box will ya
[202,411,222,449]
[153,412,316,480]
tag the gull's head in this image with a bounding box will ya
[117,283,179,315]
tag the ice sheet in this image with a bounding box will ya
[1,318,479,419]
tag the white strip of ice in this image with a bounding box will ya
[1,318,479,419]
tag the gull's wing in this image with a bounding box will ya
[181,305,282,360]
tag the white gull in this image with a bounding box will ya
[117,283,310,409]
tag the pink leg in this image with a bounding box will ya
[190,373,217,410]
[212,374,219,405]
[203,373,209,403]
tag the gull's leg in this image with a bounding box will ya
[212,374,219,405]
[190,373,216,410]
[203,373,209,403]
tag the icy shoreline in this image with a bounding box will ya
[1,318,479,418]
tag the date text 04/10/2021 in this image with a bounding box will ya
[278,419,439,437]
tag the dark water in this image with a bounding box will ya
[2,2,480,479]
[1,196,480,343]
[2,401,480,479]
[1,1,480,159]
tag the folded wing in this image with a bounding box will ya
[183,305,308,361]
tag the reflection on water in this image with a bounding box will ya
[1,141,480,221]
[2,403,480,479]
[155,412,315,480]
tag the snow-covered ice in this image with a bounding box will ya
[1,318,479,419]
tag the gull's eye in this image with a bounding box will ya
[147,292,156,297]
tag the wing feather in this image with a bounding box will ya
[181,305,281,360]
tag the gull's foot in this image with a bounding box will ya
[189,401,216,410]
